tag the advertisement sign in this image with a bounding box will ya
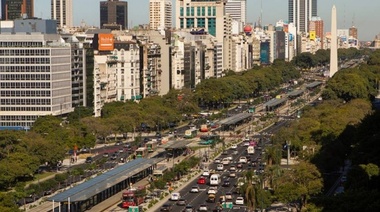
[309,31,316,40]
[98,34,114,51]
[289,33,293,41]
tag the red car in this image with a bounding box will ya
[197,177,206,184]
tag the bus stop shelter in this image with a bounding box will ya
[48,158,163,212]
[218,113,252,131]
[306,81,322,90]
[287,89,304,99]
[264,97,287,111]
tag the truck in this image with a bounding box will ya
[121,187,146,208]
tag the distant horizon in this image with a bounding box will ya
[33,0,379,41]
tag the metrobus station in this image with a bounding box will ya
[48,158,164,212]
[264,97,288,111]
[306,81,323,90]
[160,139,193,158]
[218,112,252,131]
[287,89,305,99]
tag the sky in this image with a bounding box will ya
[34,0,379,41]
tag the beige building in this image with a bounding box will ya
[149,0,172,30]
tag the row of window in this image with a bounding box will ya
[0,42,43,48]
[0,90,51,97]
[179,18,215,29]
[0,99,51,105]
[0,49,50,56]
[0,107,51,112]
[0,115,38,121]
[0,82,51,89]
[0,65,51,72]
[180,6,216,17]
[0,74,51,81]
[0,57,50,64]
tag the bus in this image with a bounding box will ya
[153,165,168,179]
[135,147,148,158]
[199,135,220,145]
[200,124,209,132]
[184,129,198,139]
[145,141,158,153]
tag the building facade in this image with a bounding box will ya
[149,0,172,30]
[1,0,34,20]
[51,0,73,28]
[288,0,317,33]
[100,0,128,30]
[0,21,73,129]
[225,0,246,24]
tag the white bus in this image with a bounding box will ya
[247,146,255,155]
[209,174,221,186]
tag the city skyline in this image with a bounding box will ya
[33,0,379,41]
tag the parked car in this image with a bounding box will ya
[85,157,93,163]
[231,144,237,149]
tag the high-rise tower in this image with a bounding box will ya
[288,0,317,33]
[149,0,172,30]
[100,0,128,30]
[329,5,338,78]
[51,0,73,28]
[225,0,246,24]
[1,0,34,20]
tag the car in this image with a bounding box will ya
[214,158,221,164]
[236,163,243,168]
[239,156,248,164]
[207,194,216,203]
[115,141,121,146]
[243,142,250,146]
[217,164,224,171]
[202,170,210,177]
[232,150,238,155]
[207,186,217,195]
[124,143,131,148]
[197,177,206,184]
[103,152,109,158]
[177,198,187,206]
[118,148,124,153]
[85,156,93,163]
[199,204,208,211]
[190,186,200,193]
[223,180,230,187]
[225,192,233,200]
[110,153,117,160]
[229,172,236,178]
[226,156,233,161]
[160,203,172,211]
[222,151,228,155]
[231,144,237,149]
[341,175,347,182]
[170,192,181,201]
[222,158,230,165]
[183,205,195,212]
[235,197,244,205]
[229,165,236,172]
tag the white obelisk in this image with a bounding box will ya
[329,5,338,77]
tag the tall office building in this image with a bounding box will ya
[1,0,34,20]
[0,19,73,130]
[288,0,317,33]
[225,0,246,24]
[149,0,172,30]
[51,0,73,28]
[100,0,128,30]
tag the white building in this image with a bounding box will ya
[288,0,317,34]
[51,0,73,28]
[149,0,172,30]
[0,34,73,129]
[225,0,246,32]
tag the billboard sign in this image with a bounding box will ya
[98,34,114,51]
[309,31,316,40]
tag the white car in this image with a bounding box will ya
[225,192,233,200]
[199,204,208,211]
[226,156,233,161]
[217,164,224,171]
[214,158,221,164]
[202,170,210,177]
[235,197,244,205]
[207,186,217,195]
[231,144,237,149]
[239,156,248,164]
[190,186,200,193]
[222,158,230,165]
[229,165,236,172]
[229,172,236,178]
[243,142,250,146]
[170,192,181,201]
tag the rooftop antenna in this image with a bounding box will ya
[260,0,263,27]
[343,3,346,28]
[352,13,355,27]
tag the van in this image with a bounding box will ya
[209,174,221,186]
[217,164,224,171]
